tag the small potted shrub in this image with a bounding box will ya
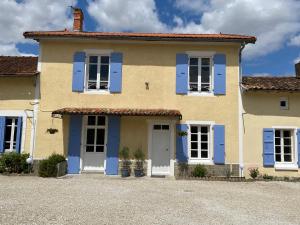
[119,147,131,177]
[133,148,145,177]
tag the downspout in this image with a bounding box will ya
[238,42,246,177]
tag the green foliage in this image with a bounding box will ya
[0,152,30,173]
[248,167,259,179]
[192,164,207,178]
[38,153,66,177]
[262,174,273,180]
[178,162,189,177]
[119,147,130,160]
[133,148,145,170]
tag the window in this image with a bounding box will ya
[85,116,106,153]
[4,117,18,151]
[189,57,212,93]
[189,125,210,160]
[279,97,288,110]
[86,55,110,91]
[274,129,293,163]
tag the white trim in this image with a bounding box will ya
[275,163,298,171]
[185,51,216,57]
[147,120,176,177]
[272,126,298,129]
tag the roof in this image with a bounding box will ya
[52,107,182,118]
[23,31,256,44]
[0,56,38,76]
[242,76,300,91]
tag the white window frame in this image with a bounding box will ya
[84,54,111,93]
[186,121,215,164]
[279,97,289,110]
[4,117,18,152]
[83,115,107,153]
[272,126,298,170]
[186,51,215,96]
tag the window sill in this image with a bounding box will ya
[188,92,214,97]
[275,163,298,171]
[188,159,214,165]
[83,90,110,95]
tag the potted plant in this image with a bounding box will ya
[119,147,131,177]
[133,148,145,177]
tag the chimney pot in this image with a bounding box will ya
[296,61,300,78]
[73,8,84,32]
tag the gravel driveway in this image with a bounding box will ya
[0,175,300,225]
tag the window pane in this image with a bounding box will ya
[6,118,12,126]
[86,146,94,152]
[101,56,109,64]
[201,126,208,133]
[89,56,98,63]
[275,146,281,154]
[202,58,210,66]
[201,67,210,83]
[96,146,104,153]
[88,81,97,89]
[89,64,97,81]
[284,146,291,154]
[189,67,198,82]
[13,125,17,144]
[201,135,208,141]
[283,130,290,138]
[284,138,291,145]
[201,151,208,158]
[191,150,198,158]
[162,125,169,130]
[191,134,198,141]
[100,65,109,81]
[275,130,280,137]
[189,83,198,92]
[284,154,292,162]
[191,126,198,133]
[153,125,161,130]
[100,82,108,90]
[201,143,208,150]
[4,125,11,144]
[191,142,198,149]
[86,129,95,145]
[190,58,198,66]
[96,129,105,145]
[97,116,105,126]
[275,138,280,145]
[275,154,281,162]
[88,116,96,125]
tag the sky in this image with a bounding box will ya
[1,0,300,76]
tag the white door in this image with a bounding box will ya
[151,124,171,175]
[82,116,106,172]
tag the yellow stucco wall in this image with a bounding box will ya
[35,40,240,163]
[243,91,300,177]
[0,76,35,154]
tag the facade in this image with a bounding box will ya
[1,8,300,178]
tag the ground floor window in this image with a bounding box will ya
[189,125,210,160]
[274,129,294,163]
[4,117,19,152]
[85,116,106,153]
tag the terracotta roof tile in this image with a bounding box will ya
[242,76,300,91]
[52,107,182,118]
[24,31,256,43]
[0,56,38,76]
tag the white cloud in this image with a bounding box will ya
[174,0,210,13]
[294,55,300,64]
[87,0,167,32]
[289,35,300,46]
[0,0,75,55]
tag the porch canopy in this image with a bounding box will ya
[52,107,182,119]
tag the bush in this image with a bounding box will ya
[192,164,207,178]
[0,152,30,173]
[178,162,189,177]
[262,174,273,180]
[248,167,259,179]
[38,153,66,177]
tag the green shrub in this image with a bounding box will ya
[38,153,66,177]
[192,164,207,178]
[262,174,273,180]
[248,167,259,179]
[178,162,189,177]
[0,152,30,173]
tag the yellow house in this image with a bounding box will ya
[0,8,265,177]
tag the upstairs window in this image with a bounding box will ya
[189,57,212,93]
[86,55,110,91]
[274,129,293,163]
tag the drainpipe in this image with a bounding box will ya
[238,42,246,177]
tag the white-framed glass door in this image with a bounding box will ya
[4,117,19,152]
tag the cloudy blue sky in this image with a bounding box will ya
[1,0,300,76]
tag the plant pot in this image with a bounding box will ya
[121,168,130,177]
[134,168,144,177]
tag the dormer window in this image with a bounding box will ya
[86,55,110,91]
[279,97,288,110]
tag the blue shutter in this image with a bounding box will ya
[297,129,300,168]
[68,115,82,174]
[106,116,120,175]
[72,52,85,92]
[0,117,6,153]
[213,54,226,95]
[214,125,225,164]
[176,53,188,94]
[263,128,274,167]
[109,52,123,93]
[15,117,22,153]
[176,124,188,162]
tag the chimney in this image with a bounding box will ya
[73,7,84,32]
[296,61,300,78]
